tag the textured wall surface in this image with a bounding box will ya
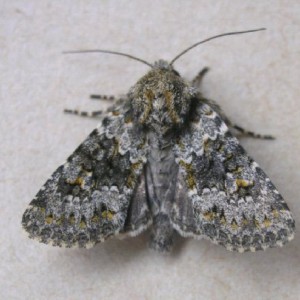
[1,1,300,299]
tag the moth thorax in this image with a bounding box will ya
[130,68,193,135]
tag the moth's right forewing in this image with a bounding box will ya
[22,101,149,248]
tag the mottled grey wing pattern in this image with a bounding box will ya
[171,101,295,252]
[22,103,150,248]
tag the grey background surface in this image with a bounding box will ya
[1,1,300,299]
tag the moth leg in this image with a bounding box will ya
[90,94,116,101]
[64,95,127,119]
[198,97,274,139]
[230,123,275,140]
[192,67,210,87]
[63,108,103,118]
[91,95,129,109]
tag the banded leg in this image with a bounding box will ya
[231,124,275,140]
[64,93,120,118]
[90,94,115,101]
[198,96,274,140]
[64,109,103,118]
[192,67,210,87]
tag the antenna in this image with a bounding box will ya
[170,28,266,65]
[63,49,153,68]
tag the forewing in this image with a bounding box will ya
[171,101,295,252]
[22,104,149,248]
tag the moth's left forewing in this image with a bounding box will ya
[171,100,295,252]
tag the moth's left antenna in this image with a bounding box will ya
[170,28,266,65]
[63,49,153,68]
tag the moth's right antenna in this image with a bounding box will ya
[170,28,266,65]
[63,49,154,68]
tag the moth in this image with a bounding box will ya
[22,29,295,253]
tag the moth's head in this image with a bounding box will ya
[129,60,194,135]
